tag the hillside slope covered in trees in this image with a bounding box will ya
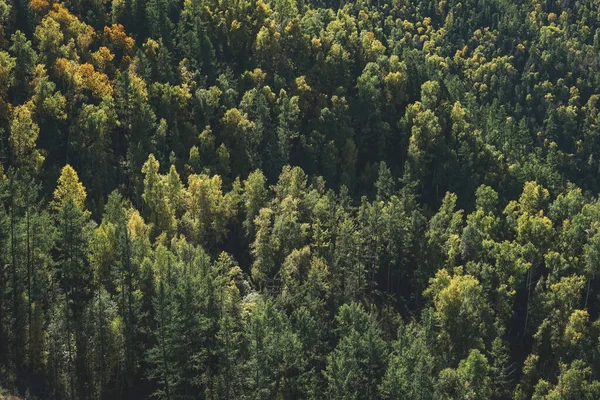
[2,0,600,398]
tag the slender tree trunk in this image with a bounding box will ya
[224,320,230,400]
[65,295,75,400]
[124,225,134,389]
[31,211,39,373]
[10,178,23,376]
[120,263,126,396]
[387,263,392,294]
[26,208,32,371]
[524,266,532,336]
[159,287,171,400]
[64,211,76,400]
[98,287,106,400]
[585,275,592,309]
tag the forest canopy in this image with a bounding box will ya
[1,0,600,398]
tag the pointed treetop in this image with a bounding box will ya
[53,164,87,210]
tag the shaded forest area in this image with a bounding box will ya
[1,0,600,398]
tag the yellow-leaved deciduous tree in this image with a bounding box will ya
[183,173,237,246]
[35,15,64,62]
[505,181,554,336]
[47,4,95,50]
[91,218,117,288]
[103,24,136,64]
[0,0,10,26]
[360,31,386,63]
[31,64,67,121]
[529,275,586,366]
[54,58,114,100]
[531,360,600,399]
[29,0,50,17]
[166,164,184,217]
[221,108,257,177]
[141,154,176,237]
[127,208,151,240]
[91,46,115,75]
[563,309,589,349]
[10,103,45,173]
[53,164,87,211]
[403,100,450,203]
[0,50,15,119]
[424,267,492,366]
[383,55,408,106]
[242,169,268,237]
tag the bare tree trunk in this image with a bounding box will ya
[524,266,532,336]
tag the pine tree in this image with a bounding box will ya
[324,302,387,400]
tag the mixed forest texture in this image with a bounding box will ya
[1,0,600,398]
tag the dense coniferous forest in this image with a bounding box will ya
[1,0,600,397]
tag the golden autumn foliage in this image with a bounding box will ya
[9,102,45,171]
[31,64,67,119]
[91,46,115,74]
[103,24,135,56]
[184,173,237,242]
[29,0,51,14]
[564,309,589,345]
[54,58,113,98]
[47,4,95,52]
[79,63,113,97]
[128,209,150,238]
[142,38,160,59]
[0,51,14,118]
[35,16,64,56]
[54,57,78,82]
[361,31,386,62]
[3,0,600,398]
[53,164,87,210]
[124,63,149,102]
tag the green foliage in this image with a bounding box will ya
[325,302,387,400]
[1,0,600,398]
